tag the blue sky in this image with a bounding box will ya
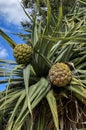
[0,0,29,91]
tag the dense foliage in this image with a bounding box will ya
[0,0,86,130]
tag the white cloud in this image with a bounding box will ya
[0,0,28,25]
[0,44,8,58]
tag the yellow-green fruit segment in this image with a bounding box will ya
[49,63,72,87]
[13,44,33,64]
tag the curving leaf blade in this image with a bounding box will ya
[23,64,32,115]
[0,29,16,48]
[46,89,59,130]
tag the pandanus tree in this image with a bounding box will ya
[0,0,86,130]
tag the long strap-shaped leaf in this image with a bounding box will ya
[6,92,25,130]
[23,64,32,115]
[11,78,50,130]
[32,17,39,47]
[46,90,59,130]
[52,0,63,37]
[44,0,51,29]
[20,2,33,23]
[0,29,16,48]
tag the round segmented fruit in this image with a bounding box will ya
[13,44,33,64]
[49,62,72,87]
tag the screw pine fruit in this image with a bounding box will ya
[13,44,33,64]
[49,62,72,87]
